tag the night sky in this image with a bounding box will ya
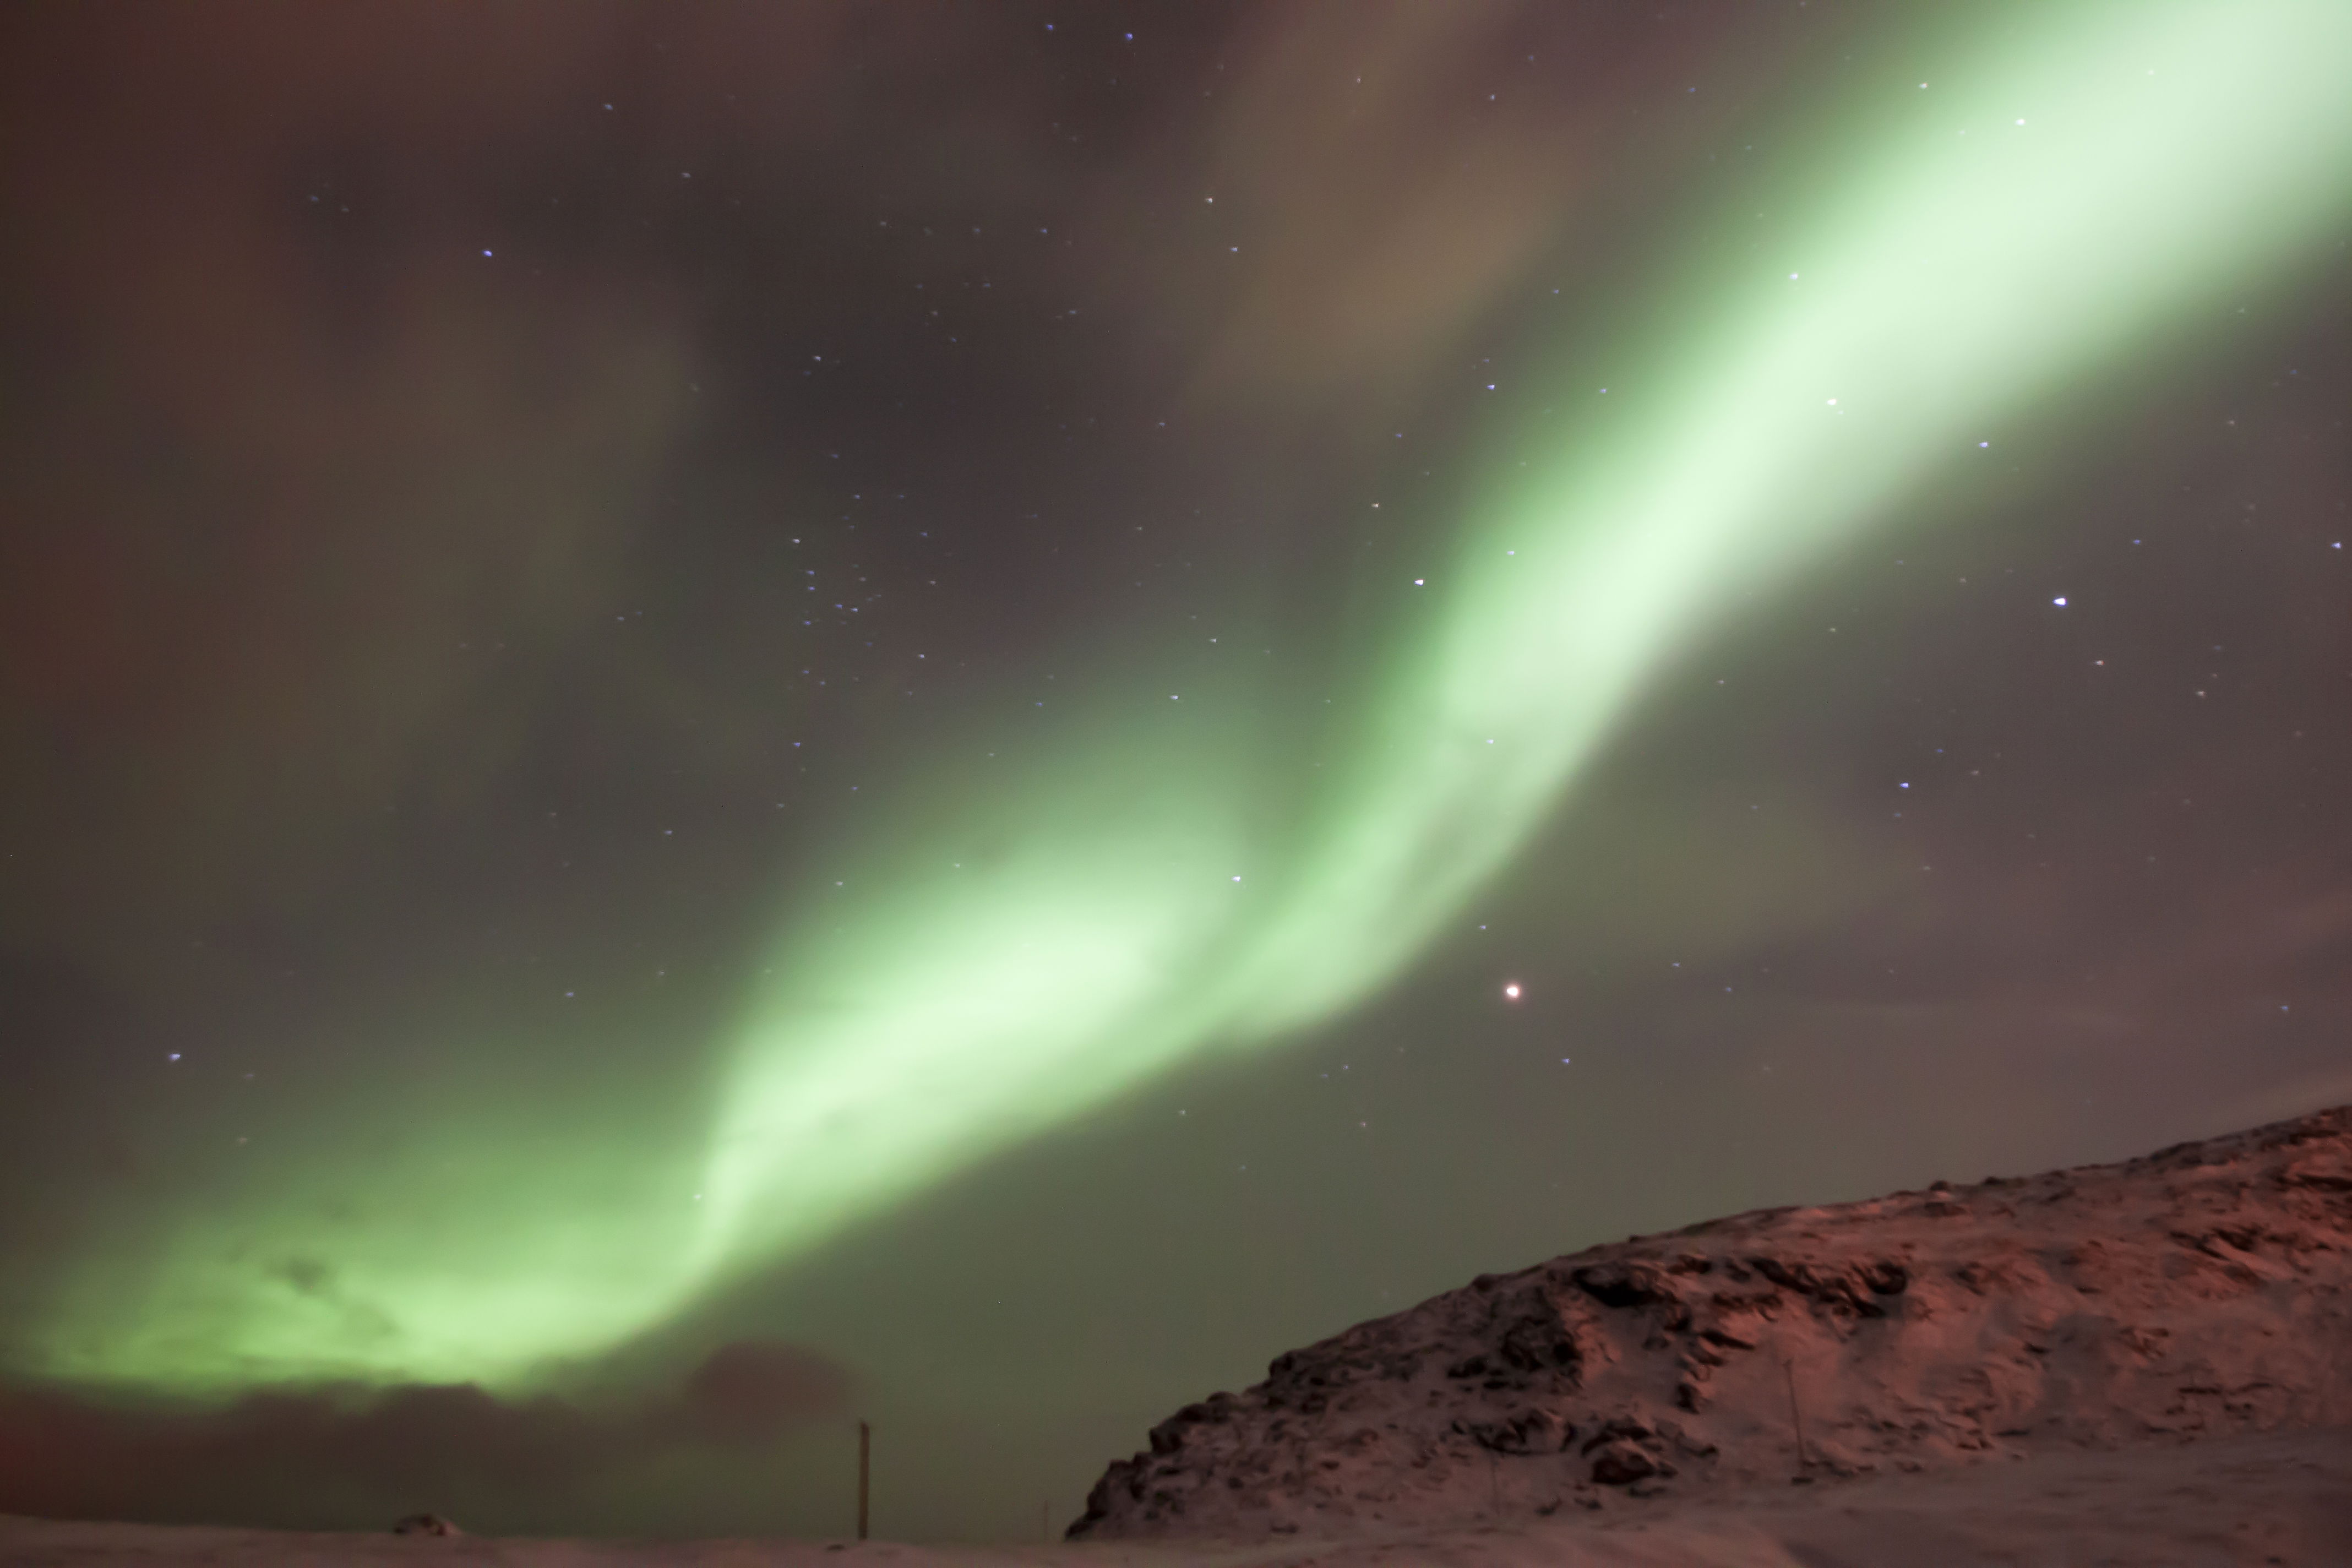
[3,0,2350,1544]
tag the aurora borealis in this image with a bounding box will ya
[4,0,2351,1542]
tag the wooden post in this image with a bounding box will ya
[857,1419,870,1540]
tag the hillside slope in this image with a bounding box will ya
[1072,1106,2352,1539]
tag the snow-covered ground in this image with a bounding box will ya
[5,1423,2350,1565]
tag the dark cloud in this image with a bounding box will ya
[0,1337,851,1531]
[671,1339,854,1447]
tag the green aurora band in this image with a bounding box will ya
[26,0,2352,1396]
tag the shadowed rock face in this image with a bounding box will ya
[1069,1106,2352,1540]
[388,1513,461,1537]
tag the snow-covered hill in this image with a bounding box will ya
[1072,1106,2352,1540]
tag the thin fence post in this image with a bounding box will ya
[857,1419,870,1540]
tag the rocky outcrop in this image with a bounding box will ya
[389,1513,461,1536]
[1070,1105,2352,1539]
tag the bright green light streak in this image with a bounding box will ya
[1232,2,2352,1033]
[694,0,2352,1286]
[690,745,1263,1275]
[24,1,2352,1394]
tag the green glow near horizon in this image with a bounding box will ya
[26,1,2352,1395]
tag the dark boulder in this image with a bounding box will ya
[1588,1442,1662,1485]
[390,1513,461,1537]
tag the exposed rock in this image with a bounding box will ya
[389,1512,461,1537]
[1069,1104,2352,1539]
[1588,1440,1662,1486]
[1455,1409,1572,1454]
